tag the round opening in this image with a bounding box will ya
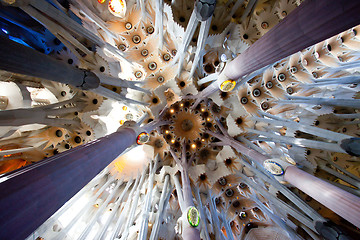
[74,136,81,143]
[148,62,157,70]
[225,189,234,197]
[67,59,73,64]
[152,98,158,104]
[125,22,132,30]
[100,66,105,72]
[243,34,249,39]
[278,73,286,82]
[286,87,294,95]
[253,88,261,97]
[118,44,126,51]
[92,99,98,104]
[55,130,63,137]
[132,35,141,44]
[241,97,248,104]
[147,26,154,34]
[135,71,143,78]
[266,81,273,89]
[179,16,185,22]
[163,53,171,61]
[157,76,164,83]
[261,102,269,110]
[141,49,148,56]
[86,130,92,136]
[261,22,269,29]
[290,66,298,74]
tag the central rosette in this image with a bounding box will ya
[173,110,203,141]
[160,99,216,153]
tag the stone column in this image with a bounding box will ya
[223,0,360,80]
[0,127,137,239]
[0,35,99,89]
[284,166,360,228]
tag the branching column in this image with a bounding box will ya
[284,166,360,228]
[0,35,99,89]
[0,127,137,240]
[214,130,360,230]
[223,0,360,80]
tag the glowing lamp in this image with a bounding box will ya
[136,132,150,145]
[98,0,106,3]
[108,0,126,18]
[220,80,236,92]
[187,207,200,227]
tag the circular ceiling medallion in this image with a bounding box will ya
[263,160,284,176]
[187,207,200,227]
[220,80,236,92]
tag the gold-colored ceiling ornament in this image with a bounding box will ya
[172,109,204,141]
[160,99,220,154]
